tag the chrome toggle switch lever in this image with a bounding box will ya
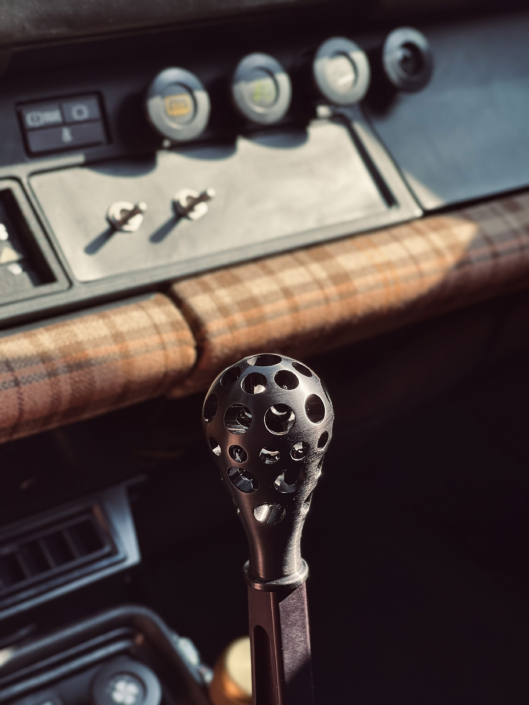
[202,354,334,705]
[174,188,215,220]
[107,201,147,233]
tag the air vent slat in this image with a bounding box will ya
[0,554,24,590]
[14,553,32,580]
[42,532,77,568]
[37,538,56,570]
[67,519,106,557]
[20,541,52,576]
[62,529,81,561]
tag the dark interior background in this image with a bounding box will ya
[2,288,528,703]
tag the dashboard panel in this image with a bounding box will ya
[0,0,337,47]
[0,6,425,328]
[30,118,415,284]
[0,4,525,334]
[366,12,529,208]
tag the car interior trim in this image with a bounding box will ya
[167,189,529,398]
[2,189,528,445]
[0,293,196,444]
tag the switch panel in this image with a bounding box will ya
[0,198,39,297]
[18,94,108,155]
[0,181,67,306]
[31,115,420,284]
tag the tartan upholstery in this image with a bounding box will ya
[1,191,529,442]
[168,192,529,398]
[0,294,196,443]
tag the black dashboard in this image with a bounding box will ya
[0,0,527,330]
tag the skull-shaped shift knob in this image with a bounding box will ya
[203,353,334,587]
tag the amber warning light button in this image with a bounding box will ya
[163,91,195,123]
[146,68,210,142]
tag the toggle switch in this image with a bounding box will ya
[174,188,215,220]
[107,201,147,233]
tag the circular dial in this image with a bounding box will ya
[312,37,371,106]
[231,53,292,125]
[91,658,161,705]
[382,27,433,92]
[146,67,210,142]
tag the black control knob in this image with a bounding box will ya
[91,657,162,705]
[146,67,210,143]
[231,53,292,126]
[311,37,371,106]
[381,27,433,93]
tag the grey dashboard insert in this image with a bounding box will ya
[366,13,529,209]
[31,111,421,284]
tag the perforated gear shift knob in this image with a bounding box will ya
[202,353,334,587]
[203,354,333,705]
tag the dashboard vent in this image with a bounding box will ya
[0,503,133,621]
[0,485,140,621]
[0,514,113,598]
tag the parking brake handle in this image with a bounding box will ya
[202,353,334,705]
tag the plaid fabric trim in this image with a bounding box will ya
[168,192,529,397]
[0,294,196,443]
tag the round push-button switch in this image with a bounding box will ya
[312,37,370,106]
[382,27,433,92]
[231,53,291,125]
[146,68,210,142]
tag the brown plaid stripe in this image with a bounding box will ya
[168,192,529,397]
[0,294,196,443]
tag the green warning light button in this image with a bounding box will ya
[232,53,291,125]
[246,69,279,108]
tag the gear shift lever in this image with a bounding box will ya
[202,353,334,705]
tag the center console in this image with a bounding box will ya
[0,607,212,705]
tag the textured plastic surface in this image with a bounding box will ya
[31,119,396,283]
[0,0,336,47]
[367,14,529,209]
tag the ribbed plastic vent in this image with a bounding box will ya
[0,513,113,598]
